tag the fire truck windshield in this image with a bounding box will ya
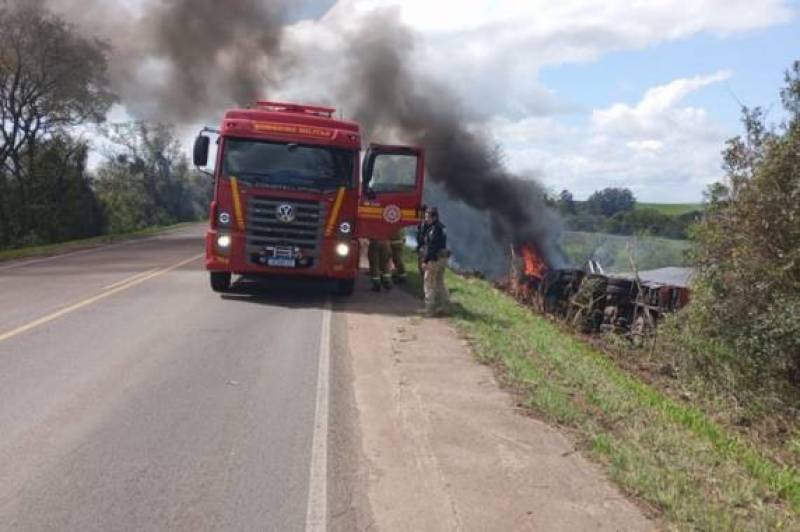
[222,138,354,190]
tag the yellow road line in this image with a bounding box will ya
[101,267,161,290]
[0,253,203,344]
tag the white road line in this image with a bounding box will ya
[305,301,332,532]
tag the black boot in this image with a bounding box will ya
[371,279,381,292]
[381,277,393,291]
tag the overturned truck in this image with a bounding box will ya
[508,244,691,344]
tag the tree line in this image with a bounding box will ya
[0,3,209,250]
[553,187,701,240]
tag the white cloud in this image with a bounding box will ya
[592,70,731,139]
[498,72,733,201]
[316,1,791,116]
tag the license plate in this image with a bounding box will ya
[267,258,296,268]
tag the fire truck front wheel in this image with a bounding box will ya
[210,272,232,293]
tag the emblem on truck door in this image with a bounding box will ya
[276,204,296,223]
[382,204,402,224]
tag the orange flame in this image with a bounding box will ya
[521,244,547,280]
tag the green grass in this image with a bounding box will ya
[636,203,703,215]
[403,249,800,530]
[561,231,691,273]
[0,222,197,263]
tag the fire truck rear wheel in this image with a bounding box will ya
[210,272,232,293]
[335,279,355,297]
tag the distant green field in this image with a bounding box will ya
[636,203,703,215]
[562,231,691,272]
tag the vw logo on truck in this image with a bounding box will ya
[276,204,296,223]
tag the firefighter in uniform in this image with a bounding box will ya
[420,207,449,315]
[367,239,392,292]
[389,228,407,284]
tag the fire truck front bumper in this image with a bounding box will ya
[205,229,359,279]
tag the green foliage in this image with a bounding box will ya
[561,231,690,272]
[565,193,700,239]
[585,187,636,216]
[557,188,576,214]
[94,122,211,233]
[688,60,800,382]
[0,1,114,247]
[636,203,703,215]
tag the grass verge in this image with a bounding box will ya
[0,222,197,263]
[403,249,799,530]
[636,203,703,216]
[561,231,691,272]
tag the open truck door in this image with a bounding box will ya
[357,144,425,240]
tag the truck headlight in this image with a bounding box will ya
[335,242,350,257]
[217,234,232,249]
[338,221,352,235]
[218,211,232,226]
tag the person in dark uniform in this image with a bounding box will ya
[420,207,449,315]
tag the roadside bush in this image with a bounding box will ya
[686,60,800,384]
[94,122,211,233]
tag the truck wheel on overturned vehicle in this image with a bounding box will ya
[210,272,232,293]
[335,279,355,296]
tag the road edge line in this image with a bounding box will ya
[306,300,332,532]
[0,253,203,344]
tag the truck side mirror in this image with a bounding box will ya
[193,135,210,167]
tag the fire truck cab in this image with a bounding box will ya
[193,101,425,296]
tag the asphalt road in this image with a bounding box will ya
[0,225,344,531]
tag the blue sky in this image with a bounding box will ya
[541,22,800,132]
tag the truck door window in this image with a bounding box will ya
[369,154,418,193]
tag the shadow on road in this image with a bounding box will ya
[219,271,423,318]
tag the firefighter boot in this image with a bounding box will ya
[371,278,382,292]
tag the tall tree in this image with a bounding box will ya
[558,189,576,214]
[586,187,636,216]
[0,1,114,245]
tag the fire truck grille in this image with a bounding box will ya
[245,196,327,262]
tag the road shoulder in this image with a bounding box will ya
[339,283,652,531]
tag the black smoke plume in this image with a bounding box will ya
[46,0,291,123]
[341,11,566,269]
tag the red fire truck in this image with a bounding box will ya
[193,101,425,295]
